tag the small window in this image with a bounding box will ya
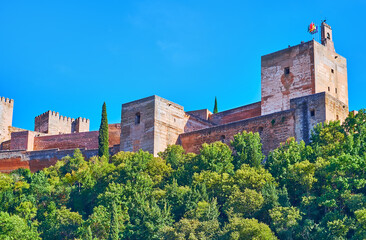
[327,33,331,40]
[331,69,334,73]
[335,88,337,93]
[310,110,315,117]
[284,67,290,75]
[336,115,339,120]
[135,112,141,125]
[220,135,226,143]
[328,87,330,92]
[258,127,264,134]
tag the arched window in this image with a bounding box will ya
[135,112,141,125]
[327,33,331,40]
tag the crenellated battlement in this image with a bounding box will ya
[76,117,89,123]
[0,97,14,105]
[34,110,90,134]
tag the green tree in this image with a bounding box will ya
[98,102,109,159]
[223,217,277,240]
[231,131,264,169]
[269,206,302,239]
[196,142,234,174]
[108,202,119,240]
[224,189,264,218]
[213,96,218,114]
[0,211,40,240]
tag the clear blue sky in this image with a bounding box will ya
[1,0,365,131]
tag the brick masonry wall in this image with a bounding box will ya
[180,109,295,155]
[32,124,120,151]
[183,114,215,133]
[209,102,261,125]
[261,41,315,115]
[186,109,212,121]
[0,147,120,173]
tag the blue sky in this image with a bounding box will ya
[1,0,365,131]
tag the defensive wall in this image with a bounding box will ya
[0,22,352,173]
[34,110,90,134]
[0,145,120,173]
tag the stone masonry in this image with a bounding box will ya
[0,22,352,172]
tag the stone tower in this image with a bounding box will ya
[120,95,186,156]
[34,111,89,135]
[0,97,14,143]
[261,22,348,121]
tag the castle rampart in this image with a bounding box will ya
[0,22,354,173]
[34,110,89,134]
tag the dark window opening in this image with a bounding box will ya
[331,69,334,73]
[284,67,290,75]
[220,135,226,143]
[336,115,339,120]
[335,88,337,93]
[327,33,331,40]
[328,87,331,91]
[310,110,315,117]
[258,127,264,134]
[135,112,141,125]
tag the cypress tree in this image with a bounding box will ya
[213,96,218,114]
[98,102,109,159]
[108,202,119,240]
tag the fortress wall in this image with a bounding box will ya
[261,41,315,115]
[186,109,212,121]
[34,131,99,150]
[184,114,215,133]
[0,147,120,173]
[209,101,262,125]
[325,93,349,122]
[10,131,40,151]
[108,123,121,147]
[291,93,327,144]
[180,109,295,155]
[35,111,90,134]
[74,117,90,133]
[32,124,120,151]
[0,140,11,150]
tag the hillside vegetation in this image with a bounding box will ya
[0,110,366,239]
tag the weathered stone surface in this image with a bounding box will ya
[180,109,295,155]
[34,110,89,134]
[0,97,14,143]
[209,102,262,125]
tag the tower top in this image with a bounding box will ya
[321,21,334,51]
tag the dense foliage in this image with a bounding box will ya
[1,110,366,239]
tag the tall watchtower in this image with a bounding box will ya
[0,97,14,143]
[120,95,186,156]
[261,22,348,121]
